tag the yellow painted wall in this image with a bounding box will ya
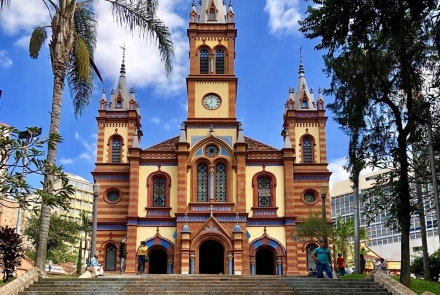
[195,40,228,51]
[295,126,321,162]
[195,82,229,118]
[103,125,129,163]
[137,165,179,216]
[245,166,285,215]
[247,227,287,247]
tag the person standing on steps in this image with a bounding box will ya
[119,238,128,274]
[360,254,366,274]
[337,253,345,276]
[311,241,333,279]
[136,241,148,275]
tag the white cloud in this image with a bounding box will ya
[264,0,302,35]
[59,133,97,165]
[0,50,13,69]
[93,0,188,96]
[0,0,48,35]
[328,157,350,190]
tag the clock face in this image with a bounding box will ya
[203,94,221,110]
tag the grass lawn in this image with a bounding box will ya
[343,274,440,295]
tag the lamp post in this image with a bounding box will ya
[320,184,329,244]
[91,182,101,257]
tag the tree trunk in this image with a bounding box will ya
[34,7,76,273]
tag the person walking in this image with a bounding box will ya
[136,241,148,275]
[119,238,128,274]
[312,241,333,279]
[337,253,345,276]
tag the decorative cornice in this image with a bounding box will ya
[295,112,318,118]
[247,153,282,160]
[106,113,129,118]
[141,153,177,160]
[246,163,283,166]
[293,175,329,181]
[97,225,127,230]
[140,163,177,166]
[94,175,129,181]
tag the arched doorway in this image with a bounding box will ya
[149,248,168,274]
[256,248,275,275]
[307,244,318,273]
[104,244,116,271]
[199,240,224,274]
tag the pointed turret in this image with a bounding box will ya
[109,46,134,111]
[198,0,227,23]
[292,59,316,110]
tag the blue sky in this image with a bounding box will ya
[0,0,352,189]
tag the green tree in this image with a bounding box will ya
[333,216,368,268]
[0,125,73,210]
[410,248,440,282]
[0,226,23,283]
[300,0,439,286]
[23,212,80,263]
[293,210,333,242]
[0,0,174,272]
[76,211,90,274]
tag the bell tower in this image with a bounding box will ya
[187,0,237,122]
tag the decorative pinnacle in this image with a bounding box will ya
[119,44,126,76]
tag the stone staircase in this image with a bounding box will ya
[285,277,391,295]
[17,274,391,295]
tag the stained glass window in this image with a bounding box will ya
[153,178,166,207]
[215,50,224,74]
[197,163,208,202]
[111,138,121,163]
[258,178,271,207]
[200,49,209,74]
[303,138,312,163]
[216,163,226,202]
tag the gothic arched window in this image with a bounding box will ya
[302,99,308,108]
[197,163,209,201]
[111,137,122,163]
[215,49,224,74]
[153,177,166,207]
[216,163,226,201]
[200,49,209,74]
[258,177,271,207]
[209,9,215,20]
[303,137,313,163]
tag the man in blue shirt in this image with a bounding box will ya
[312,241,333,279]
[87,254,104,277]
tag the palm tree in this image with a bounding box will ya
[77,211,90,274]
[333,216,368,267]
[0,0,174,272]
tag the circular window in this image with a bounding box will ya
[107,191,120,203]
[304,192,317,204]
[205,145,219,157]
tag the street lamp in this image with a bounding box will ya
[91,182,101,257]
[320,184,329,244]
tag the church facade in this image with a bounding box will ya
[92,0,331,276]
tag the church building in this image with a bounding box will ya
[92,0,331,276]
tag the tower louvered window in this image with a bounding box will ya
[153,178,166,207]
[258,178,271,207]
[111,138,121,163]
[200,49,209,74]
[303,138,312,163]
[197,163,209,201]
[210,9,215,20]
[215,163,226,201]
[215,50,224,74]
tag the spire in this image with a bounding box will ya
[291,48,316,111]
[198,0,227,23]
[237,122,245,143]
[283,129,292,149]
[109,45,132,111]
[179,123,187,142]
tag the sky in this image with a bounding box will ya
[0,0,357,191]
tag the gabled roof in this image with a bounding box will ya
[144,136,279,152]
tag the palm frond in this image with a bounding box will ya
[74,2,97,58]
[107,0,174,77]
[0,0,10,9]
[67,36,93,118]
[29,26,48,59]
